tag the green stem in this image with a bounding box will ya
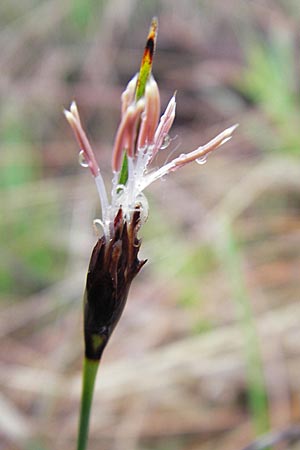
[77,357,100,450]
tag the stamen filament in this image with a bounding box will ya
[94,174,109,223]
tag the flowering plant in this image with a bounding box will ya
[65,17,237,450]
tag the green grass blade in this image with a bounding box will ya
[135,17,158,101]
[118,17,158,186]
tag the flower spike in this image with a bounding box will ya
[65,65,237,240]
[65,19,238,450]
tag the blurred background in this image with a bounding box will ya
[1,0,300,449]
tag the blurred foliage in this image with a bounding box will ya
[219,218,269,435]
[1,119,67,298]
[239,28,300,155]
[1,1,300,449]
[70,0,104,31]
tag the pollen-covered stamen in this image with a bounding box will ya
[151,93,176,160]
[112,99,145,172]
[141,124,239,190]
[137,75,161,149]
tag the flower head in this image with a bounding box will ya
[64,69,238,242]
[64,18,237,360]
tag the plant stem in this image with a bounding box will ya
[77,357,100,450]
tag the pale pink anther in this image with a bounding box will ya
[111,99,145,172]
[137,76,161,149]
[141,124,239,190]
[171,124,239,169]
[121,74,138,117]
[70,100,81,124]
[151,93,176,160]
[125,100,145,158]
[64,101,100,177]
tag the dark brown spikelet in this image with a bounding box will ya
[84,209,146,360]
